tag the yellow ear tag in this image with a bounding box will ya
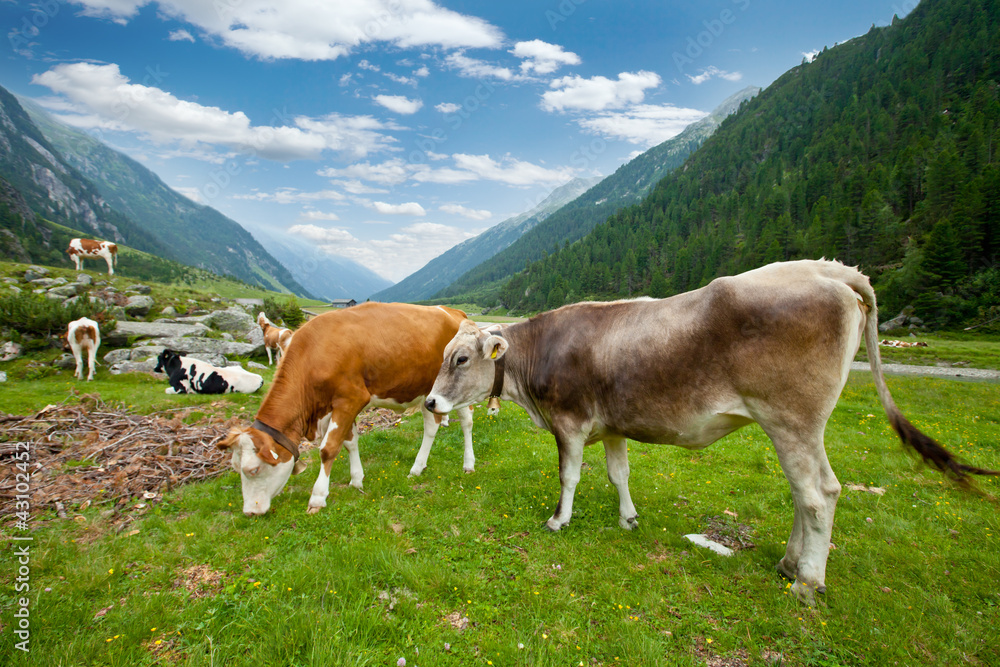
[490,347,498,359]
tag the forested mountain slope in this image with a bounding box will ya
[501,0,999,328]
[371,177,599,303]
[437,86,759,304]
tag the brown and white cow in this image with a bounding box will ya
[218,302,477,516]
[257,312,294,366]
[424,259,998,605]
[66,317,100,381]
[67,238,118,275]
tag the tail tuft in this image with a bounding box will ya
[889,413,1000,484]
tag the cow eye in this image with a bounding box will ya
[456,355,468,367]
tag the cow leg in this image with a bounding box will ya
[86,344,97,381]
[459,405,475,473]
[104,254,114,275]
[266,346,273,366]
[769,427,841,605]
[603,437,638,530]
[308,412,362,513]
[72,351,83,380]
[342,422,364,490]
[409,404,443,477]
[547,430,585,531]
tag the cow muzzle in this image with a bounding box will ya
[243,498,271,517]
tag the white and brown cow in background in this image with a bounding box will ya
[66,317,100,381]
[257,312,294,366]
[424,259,998,605]
[218,302,477,517]
[67,238,118,275]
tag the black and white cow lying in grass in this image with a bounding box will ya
[154,349,264,395]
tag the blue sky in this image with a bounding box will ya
[0,0,915,282]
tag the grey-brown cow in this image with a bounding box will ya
[424,259,997,605]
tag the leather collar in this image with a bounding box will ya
[251,419,300,461]
[489,356,505,399]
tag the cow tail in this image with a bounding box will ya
[855,275,1000,485]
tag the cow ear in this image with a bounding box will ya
[482,335,509,361]
[217,428,244,451]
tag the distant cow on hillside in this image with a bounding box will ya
[257,312,294,366]
[67,238,118,275]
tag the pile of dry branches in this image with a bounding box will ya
[0,396,402,520]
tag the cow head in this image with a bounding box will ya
[154,349,181,374]
[217,427,306,515]
[257,312,269,329]
[425,319,508,414]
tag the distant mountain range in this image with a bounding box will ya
[370,176,601,303]
[241,221,392,302]
[434,85,760,303]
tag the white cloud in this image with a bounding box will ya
[577,104,708,147]
[802,50,820,63]
[384,72,417,86]
[288,223,357,244]
[172,185,204,203]
[435,102,461,113]
[330,179,390,195]
[541,71,661,112]
[358,59,380,72]
[374,94,423,115]
[445,51,515,80]
[371,201,426,216]
[686,66,743,85]
[511,39,580,75]
[437,153,574,186]
[440,204,491,221]
[288,220,479,282]
[168,28,195,42]
[72,0,503,60]
[414,66,430,77]
[322,154,575,188]
[320,158,412,185]
[299,210,340,221]
[32,62,398,161]
[233,187,346,203]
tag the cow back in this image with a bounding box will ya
[260,303,466,432]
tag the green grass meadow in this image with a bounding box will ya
[1,370,999,666]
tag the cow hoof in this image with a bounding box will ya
[351,484,365,494]
[620,515,639,530]
[790,580,824,607]
[463,467,475,474]
[408,466,425,477]
[306,505,322,515]
[775,559,797,582]
[545,518,566,532]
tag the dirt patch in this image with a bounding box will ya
[174,564,226,598]
[0,397,402,524]
[703,515,756,552]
